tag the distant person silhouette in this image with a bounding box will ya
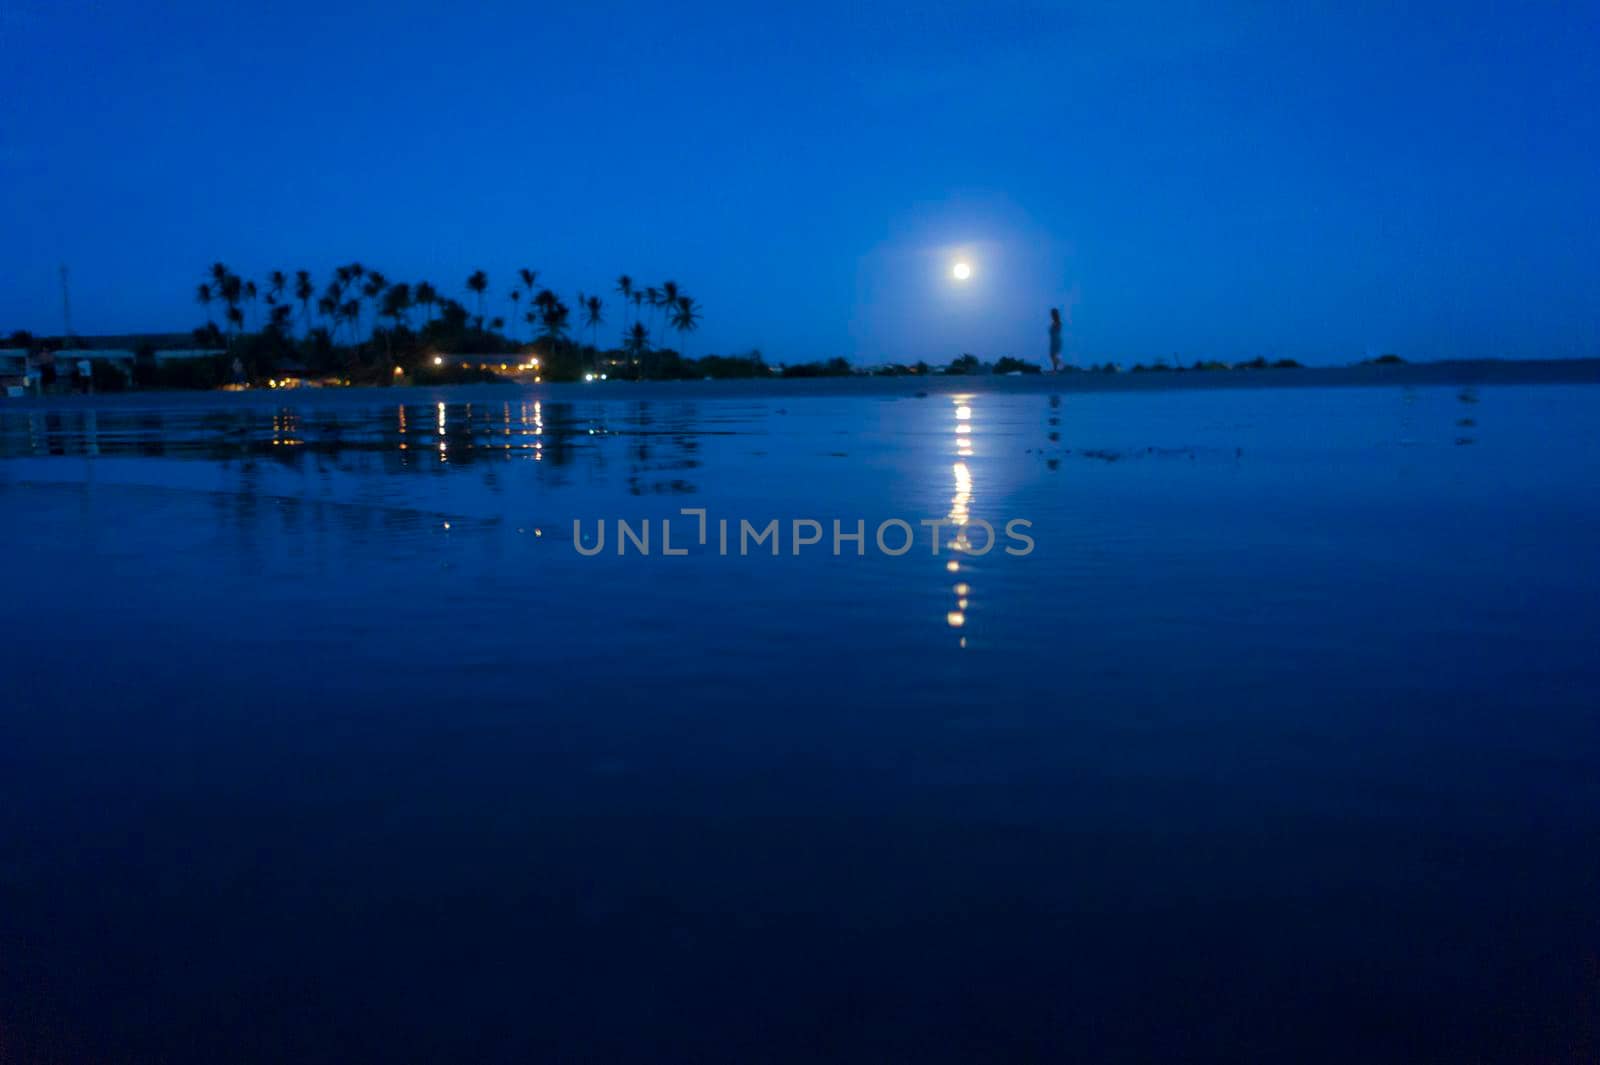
[1048,308,1063,372]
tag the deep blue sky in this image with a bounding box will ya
[3,1,1597,364]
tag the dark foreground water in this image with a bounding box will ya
[2,380,1597,1063]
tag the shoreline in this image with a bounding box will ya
[4,358,1598,408]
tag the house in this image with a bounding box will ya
[0,349,28,396]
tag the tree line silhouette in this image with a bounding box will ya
[191,262,710,384]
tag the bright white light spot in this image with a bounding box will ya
[432,356,443,366]
[952,262,972,281]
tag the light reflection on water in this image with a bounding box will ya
[2,381,1600,1061]
[946,394,975,642]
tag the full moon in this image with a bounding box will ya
[952,261,972,280]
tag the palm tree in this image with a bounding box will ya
[512,270,538,341]
[381,282,412,329]
[414,281,438,326]
[294,271,314,334]
[659,281,682,353]
[624,322,649,380]
[268,270,287,305]
[615,275,634,326]
[671,295,701,358]
[350,270,382,341]
[538,296,571,343]
[584,295,604,355]
[215,271,243,337]
[466,270,489,326]
[643,286,661,347]
[339,299,362,345]
[196,282,214,324]
[378,283,411,364]
[317,294,338,334]
[243,280,258,330]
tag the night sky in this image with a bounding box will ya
[3,1,1597,364]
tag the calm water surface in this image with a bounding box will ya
[2,381,1598,1062]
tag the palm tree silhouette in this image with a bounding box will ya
[538,296,571,342]
[317,294,338,335]
[339,299,362,346]
[643,287,661,348]
[381,282,412,329]
[584,296,604,362]
[294,271,314,334]
[615,275,634,328]
[211,269,243,337]
[624,322,649,380]
[514,269,538,342]
[243,280,259,332]
[268,270,287,305]
[195,282,214,325]
[414,281,438,326]
[466,270,489,326]
[659,281,682,354]
[671,295,701,359]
